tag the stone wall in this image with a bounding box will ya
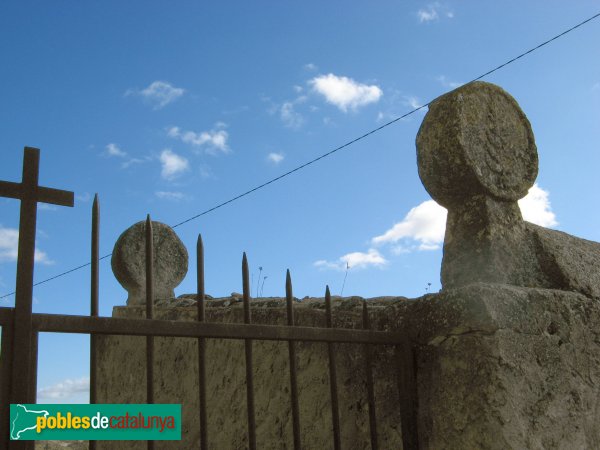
[96,286,600,449]
[96,296,406,450]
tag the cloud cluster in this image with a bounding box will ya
[38,377,89,400]
[280,99,305,129]
[310,74,382,112]
[159,149,189,180]
[267,152,284,164]
[518,184,558,227]
[417,3,454,23]
[0,226,52,264]
[315,248,387,271]
[372,200,446,250]
[105,143,126,157]
[103,143,148,169]
[168,125,230,154]
[126,81,185,109]
[315,184,558,270]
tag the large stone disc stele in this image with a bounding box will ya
[416,81,538,208]
[111,220,188,305]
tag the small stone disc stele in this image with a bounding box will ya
[111,220,188,305]
[416,81,538,208]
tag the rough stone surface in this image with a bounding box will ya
[96,296,406,450]
[96,286,600,449]
[416,81,538,207]
[111,221,188,305]
[416,82,600,296]
[409,284,600,450]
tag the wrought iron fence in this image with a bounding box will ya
[0,147,418,450]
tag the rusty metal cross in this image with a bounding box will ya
[0,147,73,404]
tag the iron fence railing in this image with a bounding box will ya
[0,147,418,450]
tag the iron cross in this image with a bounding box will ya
[0,147,74,405]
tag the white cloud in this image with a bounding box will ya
[168,126,230,154]
[159,149,189,180]
[310,74,382,112]
[372,200,447,249]
[267,152,284,164]
[105,143,126,158]
[0,226,53,264]
[280,101,304,128]
[436,75,463,89]
[417,3,454,23]
[592,82,600,92]
[314,248,387,271]
[103,144,150,169]
[126,81,184,109]
[38,377,89,400]
[518,184,558,227]
[304,63,318,71]
[155,191,186,201]
[417,6,438,22]
[372,184,557,253]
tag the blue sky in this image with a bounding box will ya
[1,1,599,402]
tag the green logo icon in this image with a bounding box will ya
[9,404,181,441]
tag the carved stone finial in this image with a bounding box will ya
[416,81,600,296]
[417,81,538,207]
[111,221,188,305]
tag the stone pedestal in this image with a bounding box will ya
[411,284,600,449]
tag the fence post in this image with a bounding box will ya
[145,216,155,450]
[242,253,257,450]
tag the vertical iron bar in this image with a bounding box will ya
[396,339,419,450]
[145,216,155,450]
[285,270,301,450]
[89,194,99,450]
[242,253,257,450]
[325,286,341,450]
[0,312,15,450]
[28,331,39,404]
[362,301,378,450]
[197,234,208,450]
[10,148,39,408]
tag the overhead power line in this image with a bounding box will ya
[1,11,599,300]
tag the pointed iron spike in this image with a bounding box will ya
[286,270,292,293]
[196,233,205,317]
[285,270,294,326]
[242,252,249,272]
[242,253,250,295]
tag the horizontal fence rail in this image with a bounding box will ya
[0,308,406,344]
[0,149,418,450]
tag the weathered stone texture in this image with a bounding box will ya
[411,284,600,450]
[97,286,600,449]
[416,81,600,298]
[96,297,406,450]
[111,220,188,305]
[416,81,538,207]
